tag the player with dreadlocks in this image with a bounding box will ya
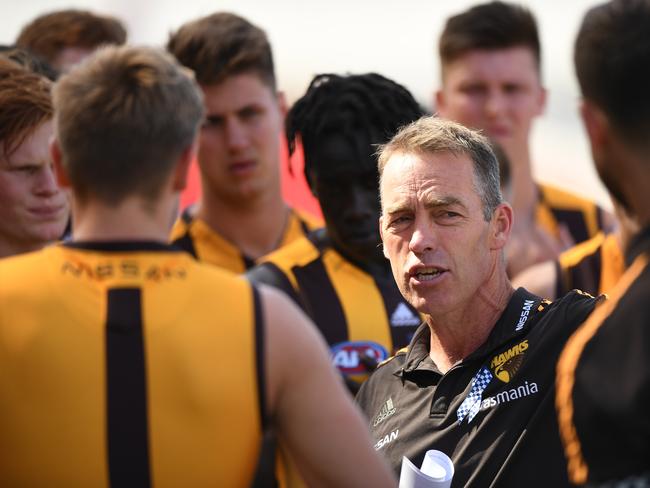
[247,73,425,392]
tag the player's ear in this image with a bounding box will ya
[580,99,610,154]
[434,88,446,116]
[276,91,288,118]
[379,216,390,259]
[172,139,197,191]
[490,202,513,251]
[50,138,70,188]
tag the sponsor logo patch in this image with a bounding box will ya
[390,303,420,327]
[330,341,388,375]
[515,299,535,331]
[490,340,528,383]
[480,381,539,411]
[372,397,396,427]
[374,429,399,450]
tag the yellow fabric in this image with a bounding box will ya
[0,245,261,487]
[556,254,648,484]
[536,183,602,241]
[170,209,321,273]
[559,232,625,295]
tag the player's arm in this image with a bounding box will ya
[260,285,396,488]
[512,259,558,300]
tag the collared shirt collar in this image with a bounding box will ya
[399,288,542,377]
[625,225,650,266]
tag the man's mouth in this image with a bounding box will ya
[413,267,444,281]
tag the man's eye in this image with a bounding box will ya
[240,107,261,119]
[390,216,411,226]
[17,166,39,175]
[202,116,223,128]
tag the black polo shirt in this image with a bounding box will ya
[557,226,650,485]
[356,287,599,488]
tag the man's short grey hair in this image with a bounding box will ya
[377,116,502,221]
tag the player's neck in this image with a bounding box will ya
[71,196,172,243]
[509,146,538,222]
[196,189,291,260]
[425,266,513,374]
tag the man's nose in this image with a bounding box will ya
[225,119,249,151]
[34,164,60,197]
[408,218,437,254]
[485,90,506,118]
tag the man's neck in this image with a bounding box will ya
[196,188,290,260]
[425,269,514,374]
[508,144,538,220]
[72,196,172,243]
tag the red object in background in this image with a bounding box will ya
[179,136,322,220]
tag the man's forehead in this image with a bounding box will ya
[441,46,540,82]
[380,150,476,202]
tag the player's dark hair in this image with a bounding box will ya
[167,12,275,89]
[575,0,650,148]
[286,73,425,184]
[439,1,541,74]
[15,9,126,66]
[0,45,58,81]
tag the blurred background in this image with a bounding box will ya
[1,0,610,209]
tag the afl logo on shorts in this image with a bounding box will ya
[330,341,388,375]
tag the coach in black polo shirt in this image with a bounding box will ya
[356,116,599,487]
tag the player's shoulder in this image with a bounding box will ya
[539,182,599,209]
[259,232,322,270]
[292,207,323,231]
[559,232,606,269]
[542,288,605,327]
[0,245,58,276]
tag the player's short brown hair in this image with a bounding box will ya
[167,12,276,88]
[53,45,204,204]
[0,58,52,159]
[439,1,541,75]
[16,9,126,66]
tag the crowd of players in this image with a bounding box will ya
[0,1,648,486]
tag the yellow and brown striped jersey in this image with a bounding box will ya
[556,226,650,485]
[536,183,610,245]
[247,229,420,384]
[555,232,625,297]
[0,241,265,487]
[170,207,322,274]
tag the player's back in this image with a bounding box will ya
[0,241,263,487]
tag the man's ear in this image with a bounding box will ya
[580,99,610,154]
[379,216,389,259]
[50,138,70,188]
[277,91,288,118]
[536,85,547,117]
[490,202,514,251]
[172,138,197,192]
[305,168,318,198]
[434,88,446,115]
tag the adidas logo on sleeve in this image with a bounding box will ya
[391,303,420,327]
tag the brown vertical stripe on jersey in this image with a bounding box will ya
[252,285,267,429]
[292,260,348,345]
[556,254,648,484]
[106,288,151,488]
